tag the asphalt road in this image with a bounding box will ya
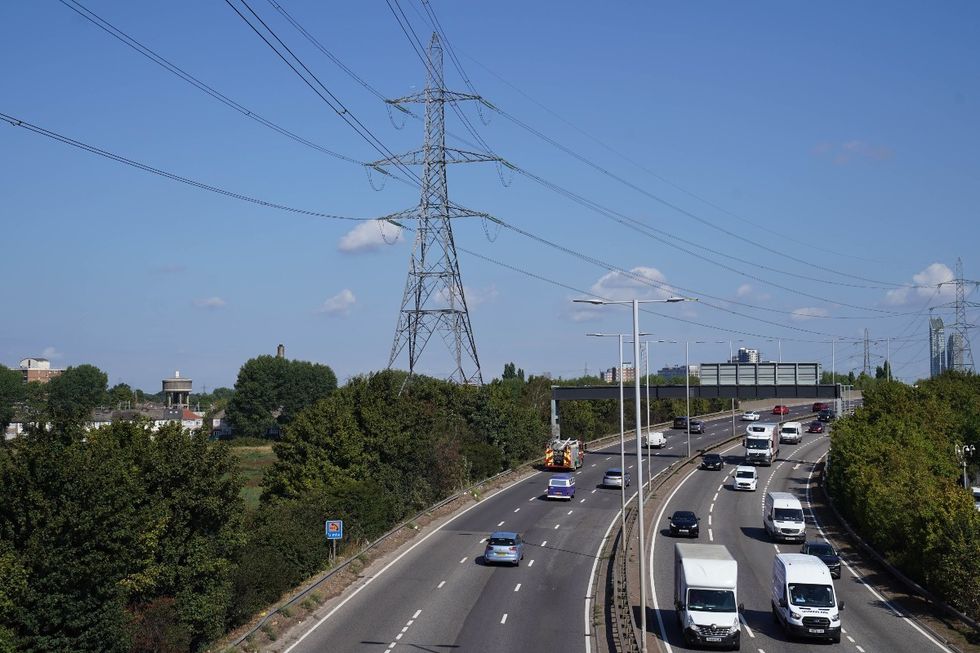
[649,421,953,653]
[276,405,785,653]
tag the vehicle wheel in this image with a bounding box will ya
[514,559,520,568]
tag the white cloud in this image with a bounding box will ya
[791,307,829,321]
[338,220,403,253]
[193,297,226,310]
[317,289,356,317]
[436,284,499,309]
[569,307,603,323]
[590,267,674,301]
[884,263,955,306]
[736,284,753,298]
[812,140,894,165]
[41,346,63,360]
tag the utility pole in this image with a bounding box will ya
[863,329,870,376]
[375,34,499,385]
[951,257,976,373]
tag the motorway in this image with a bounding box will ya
[277,408,754,653]
[649,419,953,653]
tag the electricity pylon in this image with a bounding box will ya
[371,33,499,384]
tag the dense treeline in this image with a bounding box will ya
[827,372,980,621]
[0,360,731,651]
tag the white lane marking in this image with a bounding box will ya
[514,583,521,592]
[396,633,403,640]
[773,544,779,551]
[567,510,574,515]
[497,521,505,527]
[847,635,856,643]
[480,537,487,543]
[591,463,597,467]
[717,484,724,492]
[406,620,414,626]
[541,540,548,547]
[437,581,445,589]
[500,613,508,624]
[412,609,422,619]
[529,497,536,502]
[628,464,634,469]
[793,462,801,470]
[529,559,535,567]
[709,528,714,541]
[605,456,611,460]
[401,626,408,633]
[857,647,866,653]
[802,448,954,652]
[712,492,718,502]
[580,498,586,503]
[514,508,520,513]
[554,524,560,529]
[281,468,545,652]
[387,643,395,651]
[709,504,714,513]
[459,557,466,564]
[739,614,754,638]
[591,489,597,494]
[708,515,712,526]
[584,488,622,653]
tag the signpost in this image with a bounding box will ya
[325,520,343,563]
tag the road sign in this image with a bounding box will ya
[325,520,343,540]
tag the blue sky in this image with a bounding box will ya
[2,1,979,390]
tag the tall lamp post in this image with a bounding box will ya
[956,444,976,489]
[587,331,651,553]
[574,295,695,653]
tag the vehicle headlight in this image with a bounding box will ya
[686,614,696,629]
[790,610,802,620]
[831,613,840,622]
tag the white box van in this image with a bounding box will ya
[644,430,666,448]
[779,421,803,444]
[764,491,806,542]
[771,553,843,642]
[674,543,742,649]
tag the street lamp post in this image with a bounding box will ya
[956,444,976,489]
[575,295,694,653]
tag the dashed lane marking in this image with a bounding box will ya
[541,540,547,547]
[708,528,714,541]
[554,524,560,529]
[437,581,445,589]
[514,508,520,513]
[497,521,505,527]
[413,610,421,619]
[459,557,466,564]
[528,559,535,567]
[500,613,508,624]
[712,492,718,502]
[567,510,573,515]
[580,498,586,503]
[514,583,521,592]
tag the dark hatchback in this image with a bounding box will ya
[818,409,836,422]
[689,419,705,434]
[700,453,724,470]
[668,510,700,538]
[802,540,842,578]
[807,420,824,433]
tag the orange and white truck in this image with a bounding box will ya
[544,437,584,471]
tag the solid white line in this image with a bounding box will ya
[280,469,541,653]
[500,613,508,624]
[738,614,754,638]
[802,450,953,652]
[514,583,521,592]
[436,581,445,589]
[584,486,623,653]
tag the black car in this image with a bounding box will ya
[672,416,689,429]
[700,453,724,470]
[668,510,700,538]
[807,420,825,433]
[818,409,836,422]
[689,419,705,434]
[801,540,842,578]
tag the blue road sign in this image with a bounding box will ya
[325,520,343,540]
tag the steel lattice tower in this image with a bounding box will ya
[372,34,498,384]
[950,257,976,372]
[863,328,870,376]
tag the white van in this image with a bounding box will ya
[645,430,666,448]
[779,421,803,444]
[771,553,843,642]
[675,543,741,649]
[764,491,806,542]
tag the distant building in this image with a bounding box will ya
[658,364,700,380]
[162,371,192,408]
[734,348,760,364]
[18,357,63,384]
[948,332,965,372]
[929,317,946,378]
[601,363,635,383]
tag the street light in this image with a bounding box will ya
[956,444,976,489]
[574,295,695,653]
[587,331,651,553]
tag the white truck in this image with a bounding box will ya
[772,553,843,643]
[674,543,742,650]
[779,421,803,445]
[644,429,666,448]
[744,423,779,466]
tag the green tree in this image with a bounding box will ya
[0,365,24,433]
[45,364,108,430]
[107,383,134,408]
[226,356,336,439]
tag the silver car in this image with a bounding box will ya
[484,531,525,566]
[602,467,631,488]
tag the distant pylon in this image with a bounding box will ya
[863,328,870,376]
[371,33,499,384]
[950,257,976,372]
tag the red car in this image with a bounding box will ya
[807,420,824,433]
[772,405,789,415]
[812,402,830,412]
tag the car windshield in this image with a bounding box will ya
[736,471,754,479]
[746,439,769,449]
[781,427,797,433]
[704,455,720,461]
[673,512,696,522]
[789,583,835,608]
[687,588,736,612]
[748,426,767,433]
[549,479,570,487]
[488,537,516,546]
[774,508,804,522]
[605,469,622,477]
[806,543,835,556]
